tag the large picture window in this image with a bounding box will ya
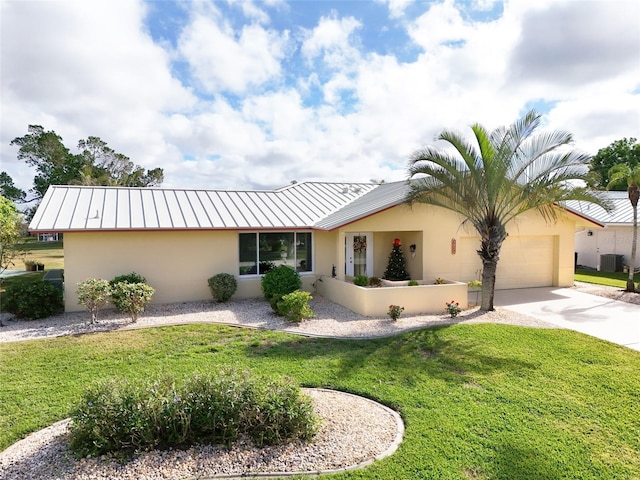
[239,232,313,275]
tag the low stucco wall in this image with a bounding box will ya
[316,276,468,316]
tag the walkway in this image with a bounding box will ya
[495,287,640,351]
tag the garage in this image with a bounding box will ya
[458,236,555,289]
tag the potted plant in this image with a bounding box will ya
[24,260,37,272]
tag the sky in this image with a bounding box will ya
[1,0,639,197]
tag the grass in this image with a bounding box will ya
[21,240,64,270]
[575,268,640,288]
[0,241,63,310]
[1,322,639,479]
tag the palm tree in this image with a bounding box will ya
[608,164,640,292]
[406,110,610,311]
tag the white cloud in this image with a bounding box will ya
[547,93,640,155]
[375,0,414,19]
[407,0,469,51]
[508,0,640,89]
[301,13,362,68]
[177,12,289,94]
[0,0,195,192]
[1,0,638,196]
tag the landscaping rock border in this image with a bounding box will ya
[0,388,404,480]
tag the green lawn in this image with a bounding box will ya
[21,240,64,270]
[575,268,640,288]
[1,323,639,479]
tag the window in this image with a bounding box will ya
[239,232,313,275]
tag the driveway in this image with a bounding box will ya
[495,287,640,351]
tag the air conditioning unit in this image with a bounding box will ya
[600,254,624,272]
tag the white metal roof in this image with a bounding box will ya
[563,191,636,226]
[30,181,614,233]
[28,182,397,232]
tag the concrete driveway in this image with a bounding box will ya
[494,287,640,351]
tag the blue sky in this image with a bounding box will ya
[1,0,639,195]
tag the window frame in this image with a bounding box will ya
[238,231,314,276]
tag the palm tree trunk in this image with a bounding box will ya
[478,226,506,311]
[628,185,639,293]
[481,258,498,311]
[628,203,638,292]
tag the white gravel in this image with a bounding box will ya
[0,389,403,480]
[0,294,554,344]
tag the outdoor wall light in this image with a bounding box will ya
[587,230,593,236]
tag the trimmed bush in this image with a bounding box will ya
[353,274,368,287]
[68,370,319,458]
[77,278,111,323]
[109,272,147,313]
[408,280,419,286]
[261,265,301,312]
[2,279,63,319]
[277,290,315,322]
[368,276,382,287]
[109,282,155,322]
[207,273,238,302]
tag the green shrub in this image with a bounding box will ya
[68,370,319,458]
[110,272,146,285]
[207,273,238,302]
[408,280,419,286]
[434,277,446,284]
[261,265,301,312]
[77,278,111,323]
[368,276,382,287]
[276,290,315,322]
[109,272,147,313]
[109,282,155,322]
[353,274,368,287]
[2,279,64,319]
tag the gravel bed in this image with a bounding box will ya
[0,295,553,344]
[0,388,403,480]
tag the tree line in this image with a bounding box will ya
[1,125,163,211]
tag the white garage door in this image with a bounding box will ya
[458,236,554,289]
[496,236,554,288]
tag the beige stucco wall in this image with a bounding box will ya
[316,276,467,316]
[63,203,580,311]
[64,230,320,312]
[337,203,578,289]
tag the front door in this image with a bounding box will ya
[346,233,373,277]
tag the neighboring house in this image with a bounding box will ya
[565,191,640,272]
[30,231,62,242]
[29,181,600,314]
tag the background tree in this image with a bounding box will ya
[589,138,640,190]
[10,125,85,201]
[406,110,609,311]
[0,172,26,203]
[0,195,24,275]
[10,125,164,218]
[608,164,640,292]
[77,137,163,187]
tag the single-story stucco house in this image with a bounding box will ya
[565,191,639,272]
[29,181,602,316]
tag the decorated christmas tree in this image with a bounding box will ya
[383,238,410,280]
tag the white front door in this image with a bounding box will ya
[346,233,373,277]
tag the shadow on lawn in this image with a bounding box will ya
[248,325,539,393]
